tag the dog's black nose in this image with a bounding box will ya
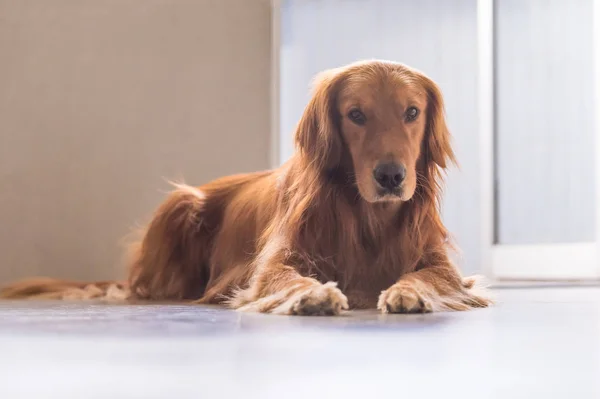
[373,162,406,191]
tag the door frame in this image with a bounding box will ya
[270,0,282,169]
[478,0,600,281]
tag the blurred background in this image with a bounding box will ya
[0,0,598,285]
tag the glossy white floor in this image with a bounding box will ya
[0,286,598,399]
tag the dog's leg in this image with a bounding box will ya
[229,260,348,316]
[128,184,210,301]
[377,262,493,314]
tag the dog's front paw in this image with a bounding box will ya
[288,282,349,316]
[235,281,349,316]
[377,281,432,314]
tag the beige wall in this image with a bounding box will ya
[0,0,273,282]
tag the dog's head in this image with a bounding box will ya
[295,60,455,203]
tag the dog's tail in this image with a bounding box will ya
[0,277,130,301]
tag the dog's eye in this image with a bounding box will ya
[405,107,419,122]
[348,109,366,125]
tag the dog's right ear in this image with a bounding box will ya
[294,69,343,171]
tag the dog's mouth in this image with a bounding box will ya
[374,187,404,202]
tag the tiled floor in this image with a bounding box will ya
[0,287,599,399]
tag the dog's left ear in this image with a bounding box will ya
[423,80,457,169]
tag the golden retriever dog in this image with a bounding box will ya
[1,60,492,315]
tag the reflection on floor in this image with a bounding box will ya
[0,287,599,399]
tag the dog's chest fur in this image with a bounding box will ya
[293,194,410,308]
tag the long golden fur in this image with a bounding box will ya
[1,60,492,315]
